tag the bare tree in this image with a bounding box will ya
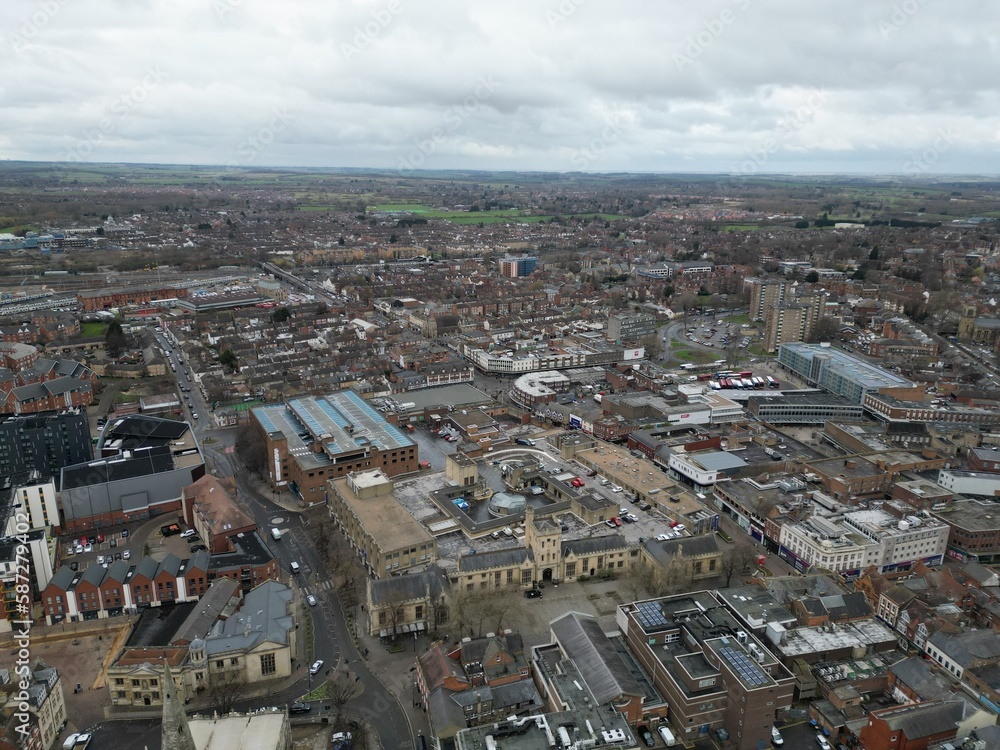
[206,669,248,714]
[234,422,267,479]
[808,316,842,344]
[451,588,521,639]
[620,560,656,602]
[720,544,759,587]
[326,668,363,730]
[655,554,694,596]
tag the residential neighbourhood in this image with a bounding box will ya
[3,167,1000,750]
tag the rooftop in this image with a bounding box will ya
[780,342,912,389]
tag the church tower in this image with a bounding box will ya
[161,661,196,750]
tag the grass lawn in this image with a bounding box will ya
[747,342,774,357]
[723,224,761,232]
[671,346,720,364]
[81,322,107,337]
[723,314,751,325]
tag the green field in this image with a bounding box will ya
[723,224,761,232]
[81,322,107,337]
[670,344,720,364]
[364,203,625,224]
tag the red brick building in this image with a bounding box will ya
[859,700,970,750]
[77,285,189,312]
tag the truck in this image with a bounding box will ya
[406,423,415,432]
[271,527,282,541]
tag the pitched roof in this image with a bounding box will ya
[457,547,533,573]
[370,565,448,606]
[877,699,968,739]
[562,533,628,557]
[928,629,1000,669]
[549,612,643,705]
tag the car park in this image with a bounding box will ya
[309,659,323,675]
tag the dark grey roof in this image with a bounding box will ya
[490,679,541,710]
[103,560,133,584]
[642,533,719,568]
[881,699,968,739]
[125,601,199,647]
[457,547,532,573]
[156,553,182,579]
[550,612,644,704]
[78,562,107,588]
[102,414,190,451]
[888,657,953,702]
[928,629,1000,668]
[426,687,468,736]
[133,555,159,581]
[460,633,523,665]
[370,565,448,606]
[46,566,76,592]
[562,534,628,557]
[208,530,275,572]
[173,578,240,645]
[61,445,174,488]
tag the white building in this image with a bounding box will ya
[935,470,1000,498]
[8,477,59,531]
[842,508,949,572]
[779,517,880,575]
[780,508,949,576]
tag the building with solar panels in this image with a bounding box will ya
[619,590,795,750]
[250,390,418,499]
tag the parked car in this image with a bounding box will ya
[83,543,93,553]
[523,589,542,599]
[120,529,129,538]
[771,726,784,746]
[289,702,311,714]
[570,477,585,487]
[309,660,323,675]
[816,735,831,750]
[586,469,598,477]
[639,728,655,748]
[179,529,196,538]
[122,550,131,560]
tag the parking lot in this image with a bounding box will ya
[58,515,203,582]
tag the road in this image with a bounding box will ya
[148,324,415,748]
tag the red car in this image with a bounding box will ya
[570,477,585,487]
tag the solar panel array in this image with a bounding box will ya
[719,646,768,687]
[635,601,668,630]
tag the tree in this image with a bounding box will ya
[325,668,363,731]
[640,333,664,359]
[620,560,656,602]
[808,316,842,344]
[219,349,239,372]
[451,587,523,640]
[720,544,758,587]
[234,422,267,479]
[805,270,820,283]
[206,669,248,714]
[655,553,694,596]
[315,302,328,316]
[104,319,128,358]
[271,306,291,324]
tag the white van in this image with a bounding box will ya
[290,561,300,574]
[657,726,676,747]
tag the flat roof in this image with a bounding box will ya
[331,477,433,552]
[774,619,897,658]
[932,499,1000,532]
[780,342,912,389]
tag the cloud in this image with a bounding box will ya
[1,0,997,172]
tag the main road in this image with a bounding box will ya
[152,328,415,748]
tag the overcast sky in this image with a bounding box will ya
[2,0,998,174]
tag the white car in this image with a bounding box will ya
[179,529,196,538]
[83,543,93,554]
[611,485,623,493]
[122,549,131,560]
[816,734,831,750]
[771,726,784,746]
[309,659,323,675]
[307,594,317,606]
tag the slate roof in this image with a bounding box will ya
[878,699,968,739]
[928,629,1000,669]
[370,565,448,606]
[562,534,628,557]
[550,612,644,705]
[457,547,533,573]
[205,580,294,655]
[61,445,174,488]
[889,657,954,702]
[172,577,240,646]
[418,643,468,693]
[642,533,719,568]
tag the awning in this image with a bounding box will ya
[416,622,426,631]
[379,629,387,638]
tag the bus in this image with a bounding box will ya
[767,376,779,388]
[739,370,753,379]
